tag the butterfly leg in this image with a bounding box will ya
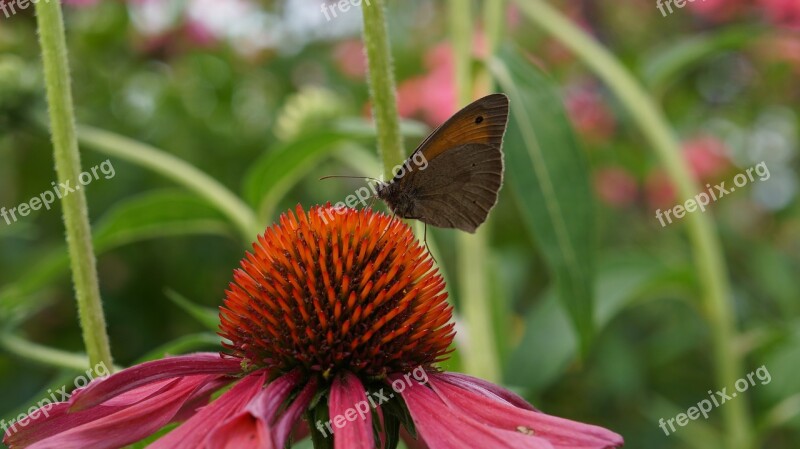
[423,222,437,263]
[403,217,437,263]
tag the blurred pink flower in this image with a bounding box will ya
[396,42,458,126]
[758,33,800,74]
[688,0,748,22]
[396,33,492,127]
[646,135,731,208]
[183,20,219,48]
[506,4,523,30]
[565,83,616,143]
[759,0,800,29]
[594,167,639,207]
[334,39,368,80]
[645,170,677,209]
[682,135,731,180]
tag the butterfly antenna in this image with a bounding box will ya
[319,175,383,183]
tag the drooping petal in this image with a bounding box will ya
[329,372,373,449]
[206,413,274,449]
[70,353,241,411]
[11,375,216,449]
[273,377,318,448]
[205,369,304,449]
[398,380,555,449]
[426,375,624,449]
[149,371,267,449]
[435,372,537,411]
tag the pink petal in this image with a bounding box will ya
[427,376,624,449]
[329,372,373,449]
[8,377,173,444]
[6,376,223,448]
[70,353,241,411]
[17,375,215,449]
[247,368,303,422]
[273,377,318,448]
[149,371,267,449]
[398,380,555,449]
[435,372,537,411]
[205,369,304,449]
[206,413,274,449]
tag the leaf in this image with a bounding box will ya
[505,252,679,391]
[93,191,231,250]
[0,191,232,322]
[244,116,421,222]
[134,333,221,363]
[243,130,355,219]
[640,26,762,94]
[164,290,220,332]
[490,47,596,354]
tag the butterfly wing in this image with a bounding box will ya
[408,93,509,164]
[406,142,504,232]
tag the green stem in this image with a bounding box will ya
[76,125,260,241]
[484,0,506,56]
[361,0,405,177]
[514,1,751,447]
[0,334,122,372]
[35,0,114,376]
[451,0,501,383]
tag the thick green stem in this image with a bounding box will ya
[514,1,751,447]
[35,0,114,376]
[361,0,405,177]
[451,0,501,382]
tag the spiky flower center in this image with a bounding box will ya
[219,205,454,379]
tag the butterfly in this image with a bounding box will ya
[375,93,509,233]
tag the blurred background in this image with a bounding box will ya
[1,0,799,448]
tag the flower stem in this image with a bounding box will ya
[450,0,502,383]
[35,0,114,376]
[0,334,122,372]
[360,0,405,177]
[76,125,261,241]
[513,1,751,447]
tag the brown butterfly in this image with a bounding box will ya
[376,93,509,233]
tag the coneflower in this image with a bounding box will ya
[5,205,623,449]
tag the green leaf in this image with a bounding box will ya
[134,333,221,363]
[640,26,762,95]
[243,131,355,219]
[164,290,220,332]
[505,252,678,391]
[490,47,596,354]
[93,191,231,250]
[0,191,232,322]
